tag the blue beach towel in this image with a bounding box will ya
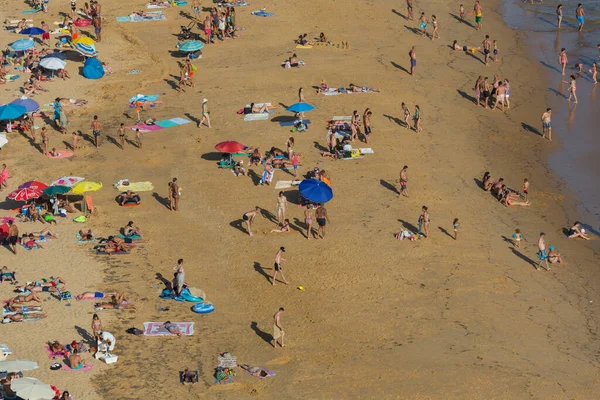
[129,94,160,103]
[22,9,41,14]
[169,117,191,125]
[116,16,131,22]
[279,120,311,127]
[251,10,273,17]
[156,119,178,128]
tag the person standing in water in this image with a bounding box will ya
[575,3,586,32]
[566,75,578,103]
[559,48,568,75]
[541,108,552,141]
[556,4,563,28]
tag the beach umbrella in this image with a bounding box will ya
[72,36,95,46]
[18,180,48,191]
[286,102,315,113]
[0,134,8,150]
[7,187,42,201]
[10,38,35,51]
[10,97,39,113]
[73,42,97,58]
[39,57,66,71]
[0,104,27,121]
[0,359,38,372]
[51,176,85,187]
[71,181,102,194]
[299,179,333,203]
[42,185,70,196]
[19,27,45,35]
[11,377,55,400]
[215,141,246,153]
[82,57,104,79]
[41,51,67,61]
[178,40,204,52]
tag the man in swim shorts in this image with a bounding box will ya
[482,35,491,65]
[243,206,261,236]
[474,1,483,30]
[272,247,288,286]
[91,115,102,148]
[406,0,413,20]
[541,108,552,141]
[93,15,101,42]
[400,165,409,197]
[272,307,285,348]
[316,204,329,239]
[575,4,586,32]
[409,46,416,75]
[7,220,18,255]
[537,232,550,271]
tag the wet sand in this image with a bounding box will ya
[1,0,600,399]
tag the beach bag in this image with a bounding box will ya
[126,327,143,335]
[350,149,360,158]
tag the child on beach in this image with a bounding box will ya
[512,229,522,248]
[523,178,529,202]
[459,4,465,20]
[71,131,79,152]
[591,62,597,84]
[135,128,142,149]
[492,40,499,62]
[565,75,578,103]
[419,13,428,37]
[453,218,459,240]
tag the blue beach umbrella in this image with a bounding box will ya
[178,40,204,52]
[10,97,39,113]
[299,179,333,203]
[19,27,45,35]
[10,38,35,51]
[286,102,315,113]
[0,104,27,121]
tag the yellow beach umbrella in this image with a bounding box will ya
[71,181,102,194]
[72,36,95,46]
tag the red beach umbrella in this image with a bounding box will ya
[215,141,246,153]
[7,187,42,201]
[18,180,48,191]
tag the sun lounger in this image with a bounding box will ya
[0,344,12,360]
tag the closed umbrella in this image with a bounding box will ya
[11,377,55,400]
[0,359,38,372]
[0,134,7,150]
[71,181,102,194]
[7,187,42,201]
[298,179,333,203]
[0,104,27,121]
[10,97,39,113]
[51,176,85,187]
[19,27,45,35]
[19,180,48,191]
[286,102,315,113]
[42,185,70,196]
[215,141,246,153]
[178,40,204,52]
[10,38,35,51]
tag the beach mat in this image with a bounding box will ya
[22,9,41,14]
[274,180,301,189]
[251,10,273,16]
[279,120,310,127]
[116,233,142,240]
[332,116,352,121]
[143,321,194,336]
[156,119,178,128]
[244,113,269,121]
[169,117,191,125]
[115,181,154,192]
[116,16,131,22]
[128,124,163,132]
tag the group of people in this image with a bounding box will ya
[200,5,237,44]
[473,75,511,111]
[482,172,531,207]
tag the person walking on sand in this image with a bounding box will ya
[316,204,329,239]
[575,3,586,32]
[192,0,201,21]
[559,48,568,75]
[272,247,289,286]
[474,0,483,30]
[399,165,409,197]
[406,0,413,20]
[482,35,491,65]
[431,15,440,40]
[304,207,314,239]
[523,178,530,201]
[453,218,459,240]
[276,191,287,224]
[272,308,285,347]
[401,102,411,129]
[459,4,466,21]
[117,123,126,149]
[91,115,102,148]
[419,13,428,37]
[168,178,180,211]
[71,131,79,152]
[566,75,578,103]
[200,99,211,128]
[41,127,49,155]
[512,229,523,248]
[298,87,305,103]
[409,46,416,75]
[7,220,19,255]
[537,232,550,271]
[243,206,261,236]
[0,164,8,190]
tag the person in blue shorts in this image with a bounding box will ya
[575,3,586,32]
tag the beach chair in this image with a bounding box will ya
[56,287,72,304]
[0,344,12,360]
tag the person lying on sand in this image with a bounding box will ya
[270,219,291,233]
[2,312,47,323]
[240,364,271,377]
[349,83,381,92]
[567,222,590,240]
[22,234,44,250]
[48,341,68,356]
[78,229,95,242]
[95,294,136,310]
[25,228,58,240]
[161,321,182,336]
[118,190,141,206]
[76,291,118,301]
[95,237,134,254]
[1,267,17,284]
[244,103,269,114]
[452,40,480,53]
[499,187,530,207]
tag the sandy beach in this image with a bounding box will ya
[1,0,600,398]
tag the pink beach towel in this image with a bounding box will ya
[48,150,74,159]
[1,217,15,224]
[128,124,163,133]
[143,321,194,336]
[62,363,93,372]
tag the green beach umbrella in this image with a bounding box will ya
[42,185,70,197]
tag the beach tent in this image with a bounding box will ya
[82,57,104,80]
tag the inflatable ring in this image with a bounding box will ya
[191,303,214,314]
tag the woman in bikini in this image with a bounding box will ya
[401,102,411,129]
[304,207,314,239]
[559,48,568,76]
[566,75,578,103]
[567,222,590,240]
[276,191,287,224]
[91,313,102,341]
[556,4,563,28]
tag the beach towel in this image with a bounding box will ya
[116,233,142,240]
[22,9,41,14]
[244,113,269,122]
[115,181,154,192]
[48,150,74,159]
[295,44,313,49]
[220,1,249,6]
[128,123,163,133]
[251,10,274,17]
[61,363,93,372]
[156,119,178,128]
[279,120,310,127]
[243,367,276,379]
[332,115,352,121]
[129,94,160,103]
[76,233,96,243]
[359,148,374,154]
[130,13,166,22]
[218,353,237,368]
[274,180,301,189]
[5,75,20,81]
[127,70,142,75]
[169,117,192,125]
[143,321,194,336]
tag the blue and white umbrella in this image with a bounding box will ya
[73,42,97,58]
[10,38,35,51]
[178,40,204,52]
[39,57,66,71]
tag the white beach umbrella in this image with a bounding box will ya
[0,359,38,372]
[39,57,66,70]
[11,377,55,400]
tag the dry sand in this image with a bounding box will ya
[1,0,600,399]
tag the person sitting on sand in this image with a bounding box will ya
[482,172,495,191]
[68,349,83,370]
[57,68,70,80]
[233,160,246,176]
[567,222,590,240]
[1,266,17,284]
[317,78,328,93]
[491,178,504,196]
[117,190,141,206]
[319,32,327,42]
[76,291,118,301]
[270,219,291,233]
[95,294,136,310]
[161,321,182,336]
[547,246,564,264]
[289,53,301,67]
[182,368,198,384]
[123,221,141,237]
[296,33,308,45]
[249,148,262,166]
